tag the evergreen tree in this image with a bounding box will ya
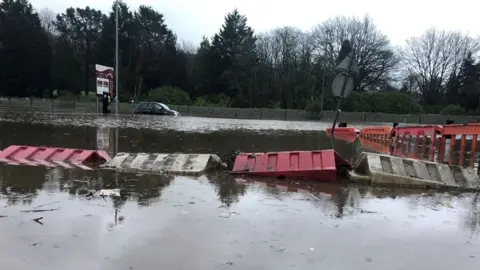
[459,52,480,111]
[445,72,460,104]
[209,9,258,107]
[54,6,104,94]
[0,0,52,97]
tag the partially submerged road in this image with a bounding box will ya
[0,110,479,269]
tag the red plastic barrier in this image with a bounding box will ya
[359,126,393,141]
[392,125,442,161]
[231,150,351,181]
[0,145,111,169]
[438,124,480,168]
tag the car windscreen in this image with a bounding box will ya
[159,103,170,110]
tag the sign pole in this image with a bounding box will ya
[115,0,119,116]
[320,65,325,119]
[330,52,356,137]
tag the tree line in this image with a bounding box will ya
[1,0,479,114]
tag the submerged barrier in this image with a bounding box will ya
[231,150,351,181]
[349,152,480,190]
[4,123,480,191]
[0,145,110,169]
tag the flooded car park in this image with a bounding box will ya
[1,110,480,270]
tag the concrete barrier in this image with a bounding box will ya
[102,152,222,176]
[349,152,480,190]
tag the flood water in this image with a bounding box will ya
[1,111,480,270]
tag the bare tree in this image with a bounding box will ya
[179,40,196,54]
[402,28,480,104]
[38,8,57,39]
[311,15,399,91]
[179,40,197,89]
[269,27,305,108]
[254,27,318,108]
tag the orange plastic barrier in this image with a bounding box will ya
[325,128,357,143]
[325,127,358,138]
[438,124,480,168]
[392,125,443,161]
[359,137,433,161]
[359,138,392,155]
[359,126,393,141]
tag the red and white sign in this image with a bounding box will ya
[95,64,114,96]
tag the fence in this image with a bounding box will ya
[0,97,136,114]
[1,97,479,124]
[358,123,480,171]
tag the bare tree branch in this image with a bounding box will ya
[402,28,480,104]
[310,15,398,91]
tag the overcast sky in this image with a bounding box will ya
[29,0,480,47]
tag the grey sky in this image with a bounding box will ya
[30,0,480,47]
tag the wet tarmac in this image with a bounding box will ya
[1,111,480,270]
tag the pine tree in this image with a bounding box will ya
[0,0,52,96]
[445,72,460,104]
[209,9,258,107]
[459,52,480,111]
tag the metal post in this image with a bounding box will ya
[115,0,119,116]
[321,30,331,120]
[320,64,325,119]
[115,127,119,155]
[331,53,355,137]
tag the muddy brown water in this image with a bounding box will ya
[1,111,480,270]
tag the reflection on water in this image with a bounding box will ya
[0,121,364,163]
[0,166,173,208]
[2,112,480,269]
[2,164,480,232]
[2,164,480,269]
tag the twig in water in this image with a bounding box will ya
[73,180,89,184]
[33,217,44,225]
[20,208,60,213]
[34,201,60,209]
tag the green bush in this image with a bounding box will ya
[58,91,78,100]
[305,92,422,115]
[342,92,422,114]
[440,104,465,115]
[193,94,231,107]
[148,86,191,105]
[305,100,322,118]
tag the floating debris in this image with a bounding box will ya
[33,217,43,225]
[96,189,121,197]
[20,208,60,213]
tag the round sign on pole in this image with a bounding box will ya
[332,73,354,98]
